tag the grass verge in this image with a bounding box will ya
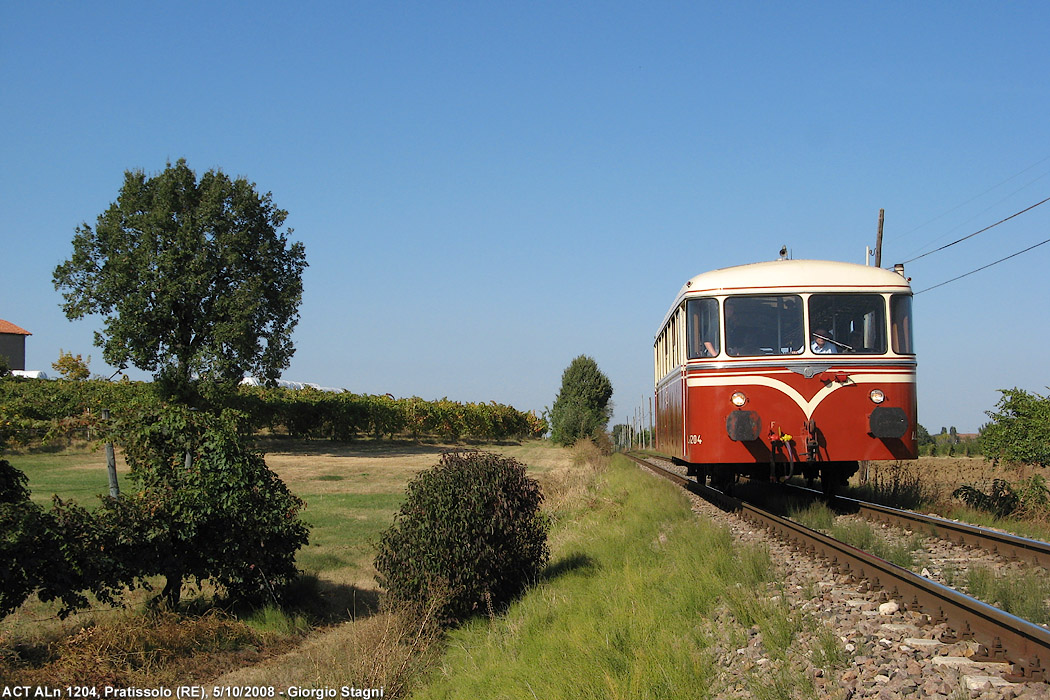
[789,502,924,570]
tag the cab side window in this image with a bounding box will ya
[891,294,914,355]
[687,298,720,358]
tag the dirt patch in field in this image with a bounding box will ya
[259,439,562,494]
[262,442,447,494]
[861,455,1049,504]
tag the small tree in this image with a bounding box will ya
[53,159,307,403]
[52,349,91,381]
[374,451,549,625]
[981,387,1050,467]
[108,404,310,607]
[549,355,613,446]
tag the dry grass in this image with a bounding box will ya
[538,438,608,510]
[894,456,1050,498]
[212,603,443,696]
[2,609,287,688]
[860,456,1050,520]
[261,439,452,495]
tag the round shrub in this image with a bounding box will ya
[374,450,549,625]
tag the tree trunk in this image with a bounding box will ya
[161,568,183,608]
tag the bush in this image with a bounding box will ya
[0,458,123,619]
[952,479,1020,518]
[374,451,549,625]
[0,461,60,617]
[981,387,1050,467]
[1,418,143,619]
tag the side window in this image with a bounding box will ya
[725,296,803,357]
[808,294,886,354]
[687,298,720,358]
[670,311,678,366]
[891,294,914,355]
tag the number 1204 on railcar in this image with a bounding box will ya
[654,259,917,494]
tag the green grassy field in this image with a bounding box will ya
[7,446,130,507]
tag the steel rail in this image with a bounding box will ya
[847,497,1050,570]
[776,481,1050,570]
[624,453,1050,682]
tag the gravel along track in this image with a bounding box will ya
[834,511,1050,614]
[633,457,1050,699]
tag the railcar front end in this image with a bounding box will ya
[654,259,917,492]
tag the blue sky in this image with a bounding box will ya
[2,2,1048,433]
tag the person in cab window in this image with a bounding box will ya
[811,329,838,354]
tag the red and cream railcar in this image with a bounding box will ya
[654,259,917,492]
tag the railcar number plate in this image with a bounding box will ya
[687,434,703,445]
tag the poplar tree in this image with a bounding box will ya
[549,355,613,445]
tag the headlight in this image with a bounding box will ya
[869,389,886,404]
[731,391,748,407]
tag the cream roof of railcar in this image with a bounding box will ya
[659,259,912,332]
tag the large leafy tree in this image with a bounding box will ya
[53,159,307,402]
[549,355,613,445]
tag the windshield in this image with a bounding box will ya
[808,294,886,354]
[725,296,804,357]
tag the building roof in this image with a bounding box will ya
[0,320,31,335]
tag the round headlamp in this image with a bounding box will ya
[731,391,748,407]
[869,389,886,404]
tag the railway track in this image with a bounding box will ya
[624,452,1050,684]
[775,481,1050,570]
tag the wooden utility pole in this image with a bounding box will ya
[875,208,885,268]
[102,409,119,498]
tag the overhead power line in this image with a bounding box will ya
[895,154,1050,252]
[914,236,1050,295]
[901,195,1050,265]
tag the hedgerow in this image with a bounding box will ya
[0,378,546,446]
